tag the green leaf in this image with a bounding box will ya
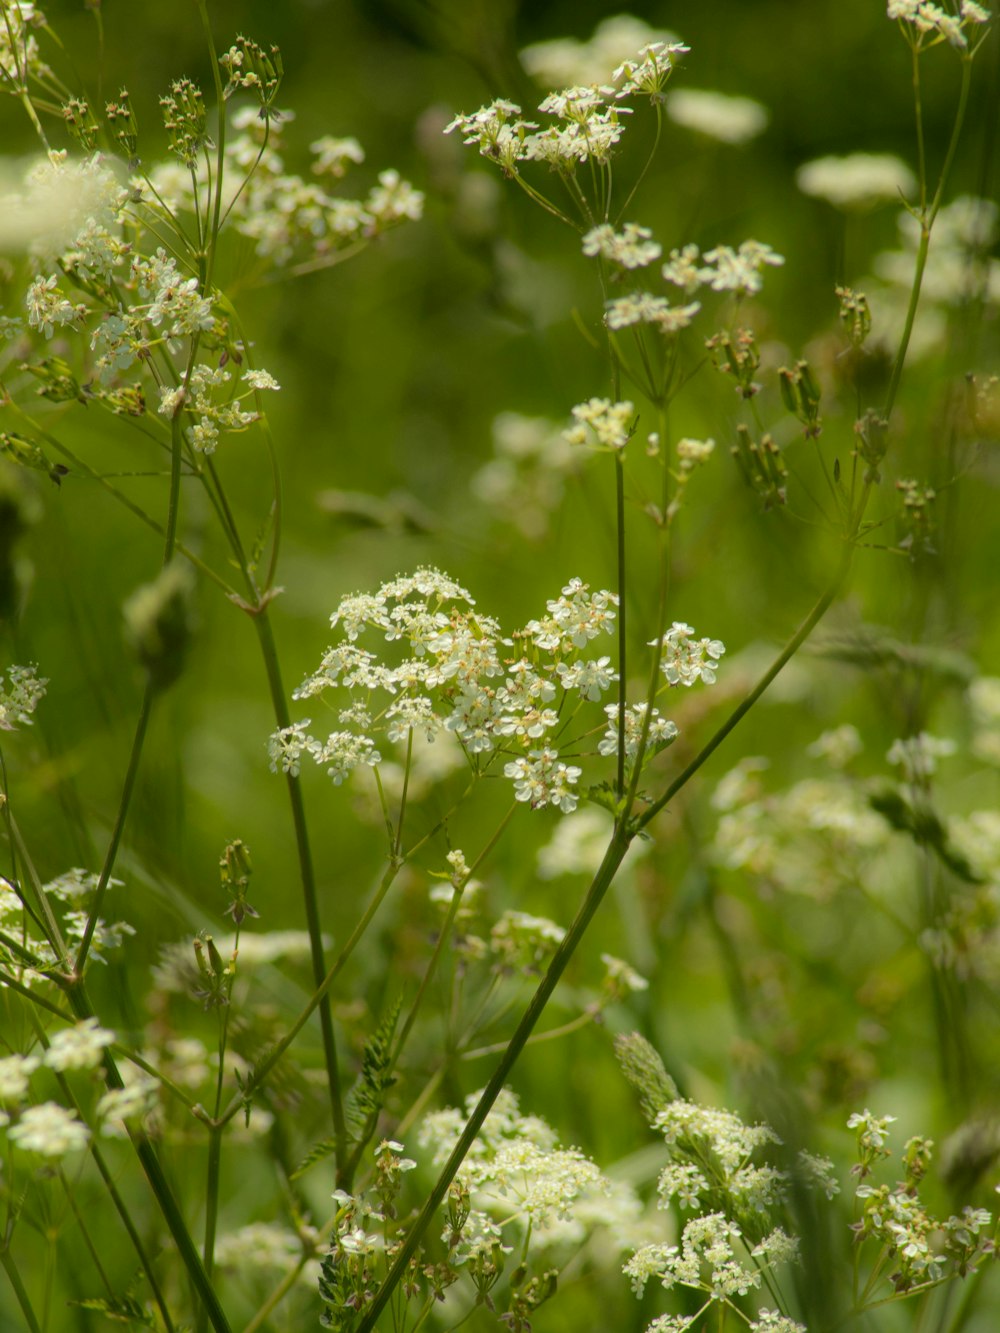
[345,996,402,1140]
[291,1136,339,1180]
[70,1295,156,1327]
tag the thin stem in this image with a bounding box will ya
[355,825,634,1332]
[249,607,348,1178]
[75,683,154,975]
[614,451,627,799]
[0,1247,43,1333]
[217,857,402,1128]
[62,979,232,1333]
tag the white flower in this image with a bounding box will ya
[521,17,683,89]
[96,1076,160,1132]
[0,1054,39,1101]
[667,88,769,144]
[601,953,649,994]
[504,748,582,812]
[887,731,956,781]
[9,1102,90,1157]
[243,368,281,391]
[564,398,635,450]
[582,222,662,269]
[699,240,784,296]
[599,702,678,759]
[653,622,725,685]
[25,274,85,338]
[0,664,47,731]
[615,41,691,98]
[604,292,701,332]
[43,1018,116,1072]
[676,436,715,469]
[311,135,365,177]
[797,153,916,208]
[808,724,863,768]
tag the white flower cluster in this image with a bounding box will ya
[521,16,682,91]
[711,749,890,897]
[666,89,769,145]
[147,107,423,267]
[654,1100,786,1216]
[564,398,635,451]
[797,152,916,209]
[598,701,678,763]
[158,364,279,454]
[275,568,624,813]
[445,35,689,173]
[651,623,726,686]
[594,234,784,341]
[625,1213,798,1300]
[850,1115,995,1294]
[470,411,576,541]
[861,197,1000,359]
[887,0,990,48]
[583,222,662,269]
[664,240,785,298]
[0,3,48,88]
[419,1087,614,1237]
[887,731,956,783]
[0,1020,159,1160]
[0,663,47,731]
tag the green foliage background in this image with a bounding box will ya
[2,0,1000,1329]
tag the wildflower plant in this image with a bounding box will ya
[0,2,997,1332]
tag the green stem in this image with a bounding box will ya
[0,1246,42,1333]
[883,53,972,422]
[199,1127,224,1319]
[194,0,228,294]
[86,1138,177,1332]
[62,980,232,1333]
[614,451,627,799]
[355,824,634,1332]
[217,856,402,1129]
[75,682,154,975]
[250,606,348,1179]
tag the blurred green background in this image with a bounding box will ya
[2,0,1000,1328]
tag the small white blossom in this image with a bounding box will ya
[0,664,47,731]
[797,152,916,208]
[504,748,582,812]
[604,292,701,332]
[243,368,281,391]
[676,437,715,469]
[599,702,678,760]
[601,953,649,994]
[311,135,365,177]
[0,1054,39,1101]
[700,240,785,296]
[653,622,725,685]
[615,42,691,99]
[9,1102,90,1157]
[582,222,662,269]
[43,1018,115,1072]
[96,1076,160,1132]
[887,731,956,782]
[667,88,769,144]
[564,398,635,451]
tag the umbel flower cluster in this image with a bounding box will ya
[270,568,723,812]
[319,1092,643,1331]
[0,20,422,460]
